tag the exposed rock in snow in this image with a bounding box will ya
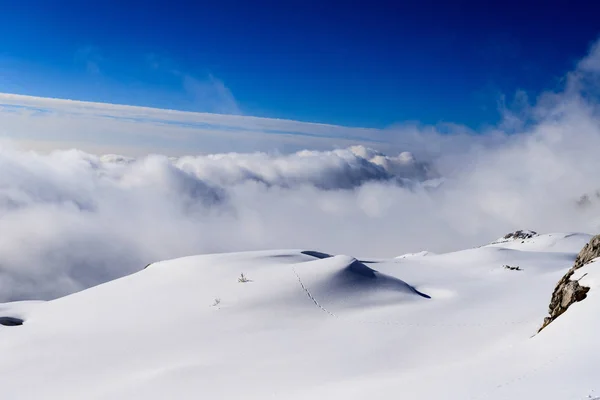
[491,229,538,244]
[0,316,23,326]
[539,234,600,332]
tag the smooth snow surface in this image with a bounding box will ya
[0,233,598,399]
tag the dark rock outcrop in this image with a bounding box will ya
[491,230,538,245]
[503,230,538,241]
[539,234,600,332]
[0,316,24,326]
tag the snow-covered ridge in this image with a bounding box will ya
[1,232,598,399]
[395,250,435,259]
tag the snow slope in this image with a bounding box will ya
[0,233,598,399]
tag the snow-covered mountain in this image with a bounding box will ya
[1,231,598,399]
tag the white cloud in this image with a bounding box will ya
[577,38,600,73]
[1,39,600,303]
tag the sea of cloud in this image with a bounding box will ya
[1,40,600,302]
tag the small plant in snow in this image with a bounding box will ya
[211,298,221,307]
[238,273,251,283]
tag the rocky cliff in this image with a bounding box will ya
[539,234,600,332]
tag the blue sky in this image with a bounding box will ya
[0,0,599,129]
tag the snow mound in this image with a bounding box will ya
[395,250,435,259]
[488,232,593,253]
[291,255,430,312]
[0,237,598,399]
[0,300,45,323]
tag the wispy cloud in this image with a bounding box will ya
[0,50,495,157]
[0,91,500,158]
[180,73,240,114]
[145,53,241,114]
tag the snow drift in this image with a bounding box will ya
[0,233,598,399]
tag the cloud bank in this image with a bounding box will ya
[1,39,600,302]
